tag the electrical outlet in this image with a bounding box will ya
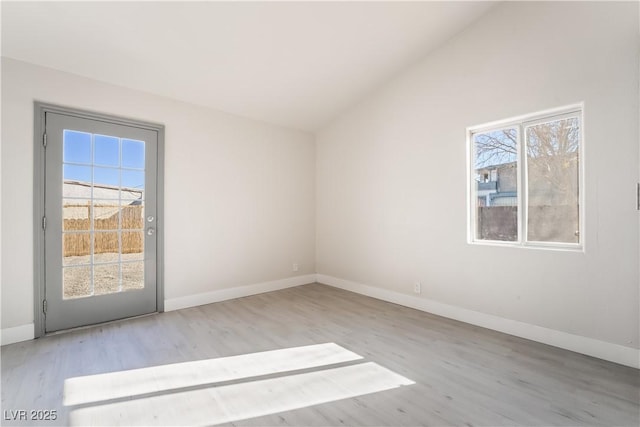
[414,282,422,294]
[292,263,299,272]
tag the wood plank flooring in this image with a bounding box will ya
[1,283,638,426]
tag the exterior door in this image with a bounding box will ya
[43,112,159,332]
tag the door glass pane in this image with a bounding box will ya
[94,200,121,231]
[122,262,144,291]
[122,231,144,260]
[62,129,146,299]
[94,232,119,264]
[526,117,580,243]
[63,131,91,164]
[121,188,144,202]
[94,167,120,187]
[63,165,92,187]
[94,135,120,167]
[94,264,121,295]
[122,139,145,169]
[63,198,91,231]
[473,128,519,241]
[63,233,91,266]
[63,265,92,299]
[122,201,144,230]
[121,170,144,194]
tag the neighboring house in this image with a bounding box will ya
[476,155,579,209]
[63,180,143,201]
[62,181,144,220]
[63,180,143,221]
[475,162,517,207]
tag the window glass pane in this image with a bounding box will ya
[94,135,120,167]
[473,128,518,241]
[63,130,91,164]
[526,117,580,243]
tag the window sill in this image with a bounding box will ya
[468,239,584,253]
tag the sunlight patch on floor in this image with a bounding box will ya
[64,343,362,406]
[69,361,414,426]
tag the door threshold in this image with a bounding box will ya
[44,312,159,337]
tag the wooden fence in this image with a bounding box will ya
[63,203,144,257]
[477,205,578,243]
[477,206,517,241]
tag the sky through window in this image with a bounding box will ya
[63,130,145,189]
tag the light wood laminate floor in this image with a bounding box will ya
[2,283,639,426]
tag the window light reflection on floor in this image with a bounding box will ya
[65,343,414,426]
[64,342,362,406]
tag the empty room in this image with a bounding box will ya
[1,1,639,426]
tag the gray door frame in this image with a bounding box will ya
[34,102,165,338]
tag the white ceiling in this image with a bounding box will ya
[2,1,497,132]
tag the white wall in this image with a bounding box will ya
[1,58,316,335]
[2,1,638,367]
[317,1,639,354]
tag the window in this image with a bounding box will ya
[468,105,582,249]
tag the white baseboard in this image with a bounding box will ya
[1,276,315,345]
[1,323,34,346]
[165,274,317,312]
[5,275,637,369]
[316,274,640,369]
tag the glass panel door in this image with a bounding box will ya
[45,112,158,332]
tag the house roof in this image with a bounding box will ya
[63,181,143,202]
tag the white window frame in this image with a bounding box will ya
[467,103,584,251]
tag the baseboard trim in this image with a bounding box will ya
[1,323,35,346]
[316,274,639,369]
[165,274,317,312]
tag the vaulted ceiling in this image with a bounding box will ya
[2,1,497,131]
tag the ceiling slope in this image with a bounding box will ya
[2,1,497,131]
